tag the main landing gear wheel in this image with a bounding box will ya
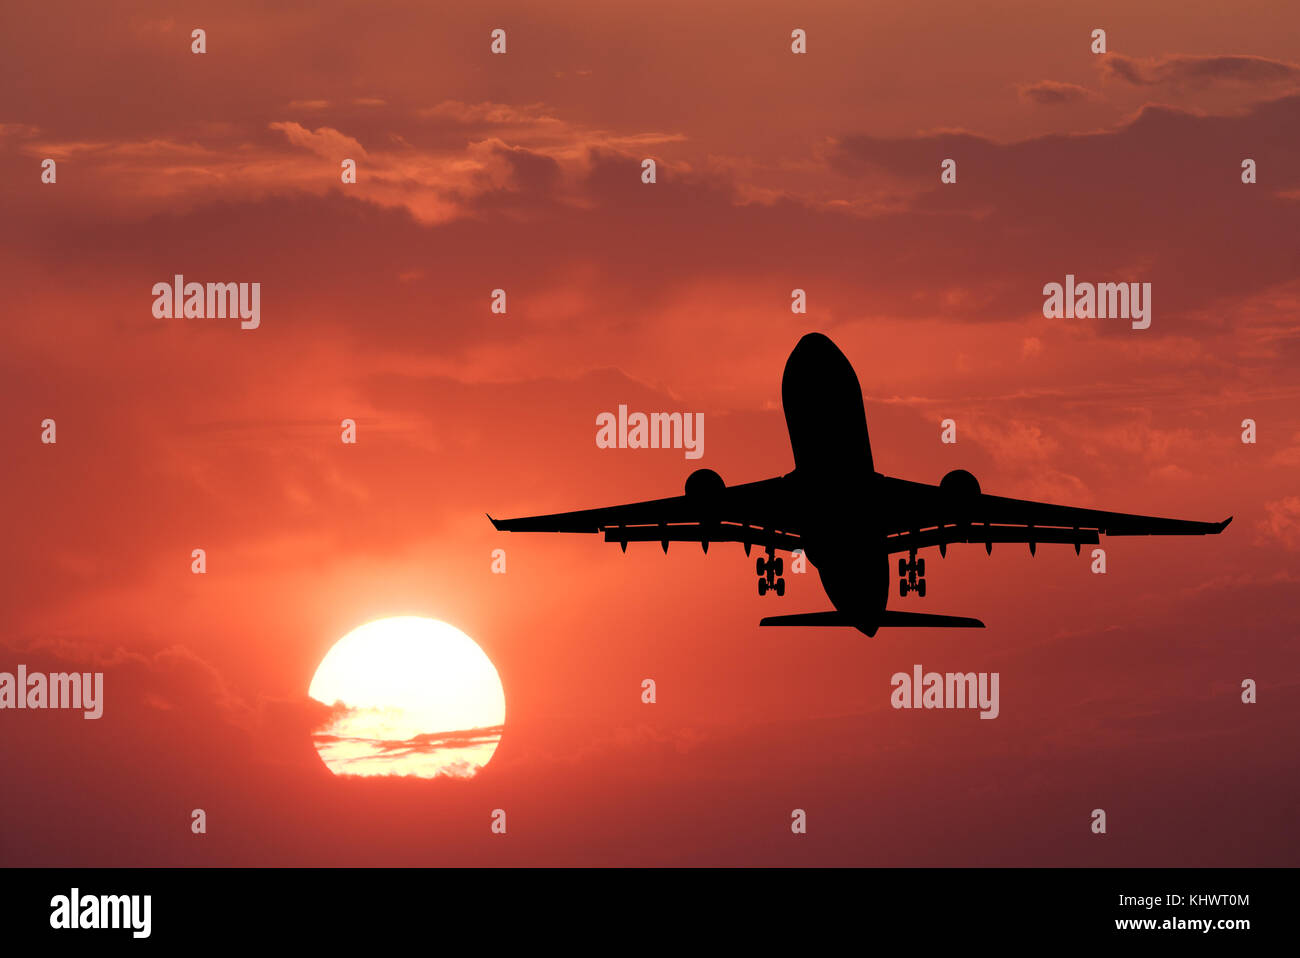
[898,550,929,598]
[757,547,783,597]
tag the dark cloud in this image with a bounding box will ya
[1018,81,1096,105]
[829,95,1300,324]
[1103,53,1300,89]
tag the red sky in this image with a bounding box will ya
[1,0,1297,865]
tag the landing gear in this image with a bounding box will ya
[899,549,927,598]
[757,546,785,597]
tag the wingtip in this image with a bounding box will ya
[486,513,503,531]
[1219,516,1233,532]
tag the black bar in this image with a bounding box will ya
[0,866,1285,946]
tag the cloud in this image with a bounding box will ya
[315,724,505,756]
[1,639,249,722]
[0,636,343,766]
[1102,53,1300,90]
[825,95,1300,332]
[1,99,688,226]
[1258,496,1300,549]
[1018,81,1096,105]
[417,100,562,127]
[270,120,368,159]
[1270,433,1300,467]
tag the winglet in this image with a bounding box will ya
[1218,516,1233,533]
[486,513,503,531]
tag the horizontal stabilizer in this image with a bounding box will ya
[878,610,985,629]
[759,611,852,627]
[759,610,985,629]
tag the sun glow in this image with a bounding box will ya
[308,617,505,779]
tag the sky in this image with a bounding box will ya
[1,0,1297,866]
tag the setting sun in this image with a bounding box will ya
[308,617,505,779]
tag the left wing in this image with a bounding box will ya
[879,475,1231,555]
[489,475,803,553]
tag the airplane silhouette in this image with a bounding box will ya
[489,333,1231,635]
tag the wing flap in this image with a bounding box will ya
[605,523,800,552]
[887,524,1100,555]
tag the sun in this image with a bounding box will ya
[308,616,505,779]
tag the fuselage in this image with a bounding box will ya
[781,333,888,634]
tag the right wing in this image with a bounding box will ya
[879,475,1231,555]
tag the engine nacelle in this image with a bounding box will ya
[940,468,980,498]
[684,468,726,500]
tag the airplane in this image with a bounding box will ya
[488,333,1231,635]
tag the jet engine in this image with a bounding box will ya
[684,468,725,500]
[940,468,980,499]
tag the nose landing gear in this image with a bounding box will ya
[899,551,926,597]
[756,548,785,596]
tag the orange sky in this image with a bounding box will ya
[1,0,1298,865]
